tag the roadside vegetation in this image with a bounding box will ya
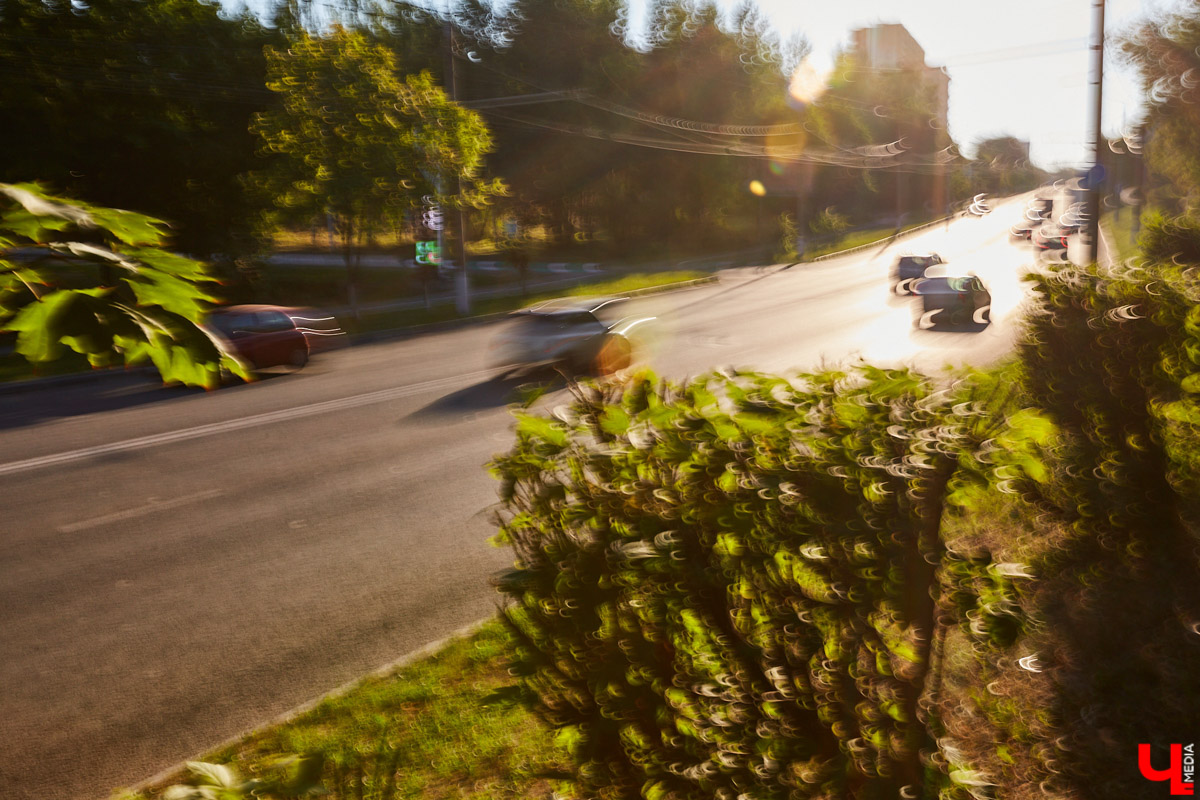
[127,622,566,800]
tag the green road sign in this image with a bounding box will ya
[415,240,441,266]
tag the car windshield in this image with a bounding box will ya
[514,311,598,331]
[916,277,975,293]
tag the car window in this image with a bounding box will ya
[257,311,295,332]
[210,312,252,334]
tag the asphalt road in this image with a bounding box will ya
[0,196,1034,800]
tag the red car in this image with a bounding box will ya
[207,305,343,371]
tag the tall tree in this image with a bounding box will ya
[1119,0,1200,213]
[251,25,500,316]
[0,0,280,258]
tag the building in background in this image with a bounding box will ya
[851,23,950,134]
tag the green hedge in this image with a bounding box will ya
[492,367,1050,799]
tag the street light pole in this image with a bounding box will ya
[1085,0,1106,264]
[444,18,471,314]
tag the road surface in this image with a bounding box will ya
[0,196,1034,799]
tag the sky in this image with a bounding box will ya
[623,0,1182,170]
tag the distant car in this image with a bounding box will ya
[967,193,991,216]
[912,275,991,328]
[892,253,945,294]
[1030,197,1054,218]
[488,296,653,376]
[1032,224,1073,253]
[207,305,342,371]
[1011,206,1050,239]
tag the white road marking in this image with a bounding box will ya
[57,489,225,533]
[0,368,497,477]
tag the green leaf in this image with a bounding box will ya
[7,291,78,361]
[515,413,568,448]
[124,271,218,322]
[599,406,631,436]
[88,207,168,246]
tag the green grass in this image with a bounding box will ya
[802,218,936,261]
[1102,210,1140,262]
[134,620,564,800]
[347,270,709,335]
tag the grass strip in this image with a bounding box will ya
[1102,211,1140,262]
[130,619,564,800]
[803,218,936,261]
[347,270,707,335]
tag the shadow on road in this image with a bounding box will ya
[409,369,568,419]
[0,371,295,431]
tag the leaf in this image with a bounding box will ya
[126,247,212,280]
[599,406,631,436]
[515,413,568,448]
[0,208,74,242]
[88,207,169,247]
[0,183,95,228]
[124,271,218,322]
[186,761,240,788]
[7,291,78,362]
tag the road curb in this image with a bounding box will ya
[125,616,496,797]
[0,365,157,397]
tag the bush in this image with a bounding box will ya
[491,367,1048,799]
[1138,210,1200,266]
[1014,257,1200,797]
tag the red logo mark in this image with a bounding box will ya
[1140,744,1196,796]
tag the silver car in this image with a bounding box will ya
[488,297,654,375]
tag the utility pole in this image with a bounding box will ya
[444,18,471,314]
[1085,0,1106,264]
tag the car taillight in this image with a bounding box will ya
[1061,237,1068,247]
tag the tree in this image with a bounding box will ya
[0,183,247,387]
[251,25,501,317]
[971,136,1043,196]
[0,0,280,258]
[1119,0,1200,213]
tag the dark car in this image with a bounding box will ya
[912,275,991,328]
[892,253,944,294]
[488,297,653,375]
[1032,224,1075,254]
[1011,205,1051,239]
[207,305,340,371]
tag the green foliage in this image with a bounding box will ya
[1138,210,1200,266]
[127,621,568,800]
[1015,255,1200,797]
[447,0,804,256]
[491,367,1047,799]
[252,24,502,312]
[971,136,1045,196]
[254,26,499,222]
[0,183,247,388]
[808,207,850,239]
[0,0,280,258]
[1119,1,1200,211]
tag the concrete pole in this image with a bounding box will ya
[1085,0,1106,264]
[444,18,471,314]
